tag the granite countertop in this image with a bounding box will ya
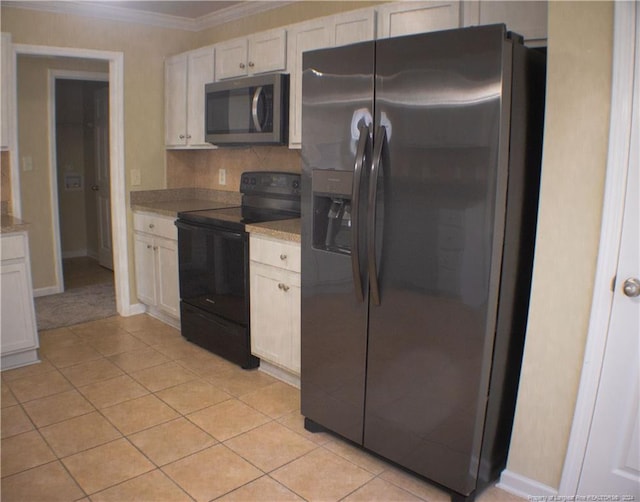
[131,199,239,218]
[1,214,30,234]
[246,218,301,243]
[130,188,241,218]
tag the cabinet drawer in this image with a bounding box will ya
[1,233,26,261]
[250,235,300,273]
[133,212,177,240]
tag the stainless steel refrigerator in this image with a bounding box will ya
[300,25,545,501]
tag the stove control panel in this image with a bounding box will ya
[240,171,301,197]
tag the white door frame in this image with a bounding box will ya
[47,69,109,296]
[12,43,136,316]
[559,1,638,495]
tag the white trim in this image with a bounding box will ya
[498,470,558,499]
[48,69,109,296]
[558,2,637,497]
[33,285,63,298]
[4,1,293,32]
[61,249,89,259]
[9,37,21,218]
[13,43,134,316]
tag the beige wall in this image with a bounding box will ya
[3,6,193,293]
[2,2,618,490]
[506,1,613,488]
[16,56,108,289]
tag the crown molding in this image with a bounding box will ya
[3,1,295,32]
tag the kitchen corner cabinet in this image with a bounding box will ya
[133,212,180,322]
[215,28,286,80]
[165,46,215,148]
[250,234,301,378]
[377,1,461,38]
[1,231,39,370]
[462,1,548,46]
[1,32,13,150]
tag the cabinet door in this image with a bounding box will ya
[468,1,548,46]
[216,38,248,80]
[248,28,287,74]
[134,232,157,306]
[165,54,188,146]
[1,33,12,150]
[287,19,334,147]
[333,8,376,47]
[187,47,215,146]
[250,262,301,374]
[155,237,180,319]
[377,1,461,38]
[1,261,38,353]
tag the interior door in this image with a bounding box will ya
[577,13,640,494]
[94,86,112,270]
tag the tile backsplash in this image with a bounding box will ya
[167,146,302,192]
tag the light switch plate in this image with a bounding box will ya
[22,156,33,172]
[219,168,226,185]
[131,169,141,186]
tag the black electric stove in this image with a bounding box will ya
[175,171,301,368]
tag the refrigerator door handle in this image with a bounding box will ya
[368,125,386,306]
[351,121,370,303]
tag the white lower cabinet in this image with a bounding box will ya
[133,212,180,322]
[250,234,301,380]
[1,231,39,370]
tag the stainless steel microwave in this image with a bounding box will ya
[205,73,289,145]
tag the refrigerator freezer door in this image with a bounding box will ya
[301,41,375,444]
[363,26,511,495]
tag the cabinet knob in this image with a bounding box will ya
[179,134,185,139]
[239,62,246,69]
[153,246,158,251]
[278,283,290,292]
[280,254,287,260]
[147,244,152,249]
[248,61,255,68]
[187,135,192,139]
[149,223,154,229]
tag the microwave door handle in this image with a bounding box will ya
[251,86,264,132]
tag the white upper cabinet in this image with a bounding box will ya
[165,46,215,148]
[377,1,461,38]
[287,19,334,148]
[333,8,377,47]
[1,32,13,150]
[462,1,547,46]
[216,28,287,80]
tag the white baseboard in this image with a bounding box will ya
[87,249,98,260]
[61,249,88,259]
[498,470,558,500]
[33,285,63,297]
[119,302,147,317]
[258,360,300,388]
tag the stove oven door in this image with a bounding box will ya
[176,220,249,325]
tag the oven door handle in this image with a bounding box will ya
[175,220,243,239]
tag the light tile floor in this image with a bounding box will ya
[1,315,524,502]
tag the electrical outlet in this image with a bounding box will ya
[131,169,141,186]
[219,168,226,186]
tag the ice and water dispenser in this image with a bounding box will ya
[312,170,354,254]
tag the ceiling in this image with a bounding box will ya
[3,1,293,31]
[86,1,244,20]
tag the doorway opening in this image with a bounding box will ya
[55,78,113,291]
